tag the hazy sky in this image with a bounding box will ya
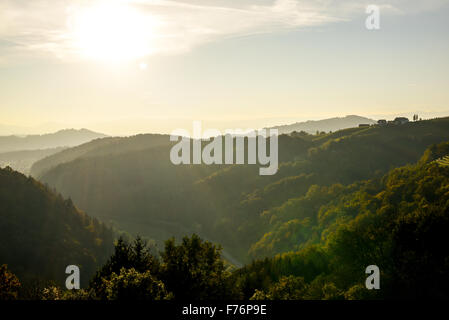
[1,0,449,135]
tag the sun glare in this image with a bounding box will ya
[69,2,155,63]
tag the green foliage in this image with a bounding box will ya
[40,286,97,300]
[102,268,171,300]
[436,155,449,167]
[419,141,449,164]
[90,236,160,298]
[249,275,346,300]
[160,234,238,300]
[41,286,63,300]
[344,284,381,300]
[0,167,114,289]
[250,276,308,300]
[234,245,330,299]
[236,141,449,299]
[87,234,238,300]
[62,288,97,300]
[0,264,21,300]
[34,118,449,263]
[4,120,449,300]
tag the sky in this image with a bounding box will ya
[0,0,449,136]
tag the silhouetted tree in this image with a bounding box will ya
[0,265,21,300]
[90,236,160,299]
[160,234,238,299]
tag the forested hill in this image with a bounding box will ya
[0,167,114,288]
[30,134,171,177]
[33,117,449,263]
[235,141,449,299]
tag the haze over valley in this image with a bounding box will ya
[1,0,449,302]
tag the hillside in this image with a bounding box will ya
[0,167,114,288]
[235,143,449,299]
[0,147,66,174]
[0,129,107,153]
[200,117,449,258]
[269,115,376,134]
[30,134,174,178]
[8,140,448,300]
[35,117,449,263]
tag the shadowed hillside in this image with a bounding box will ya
[34,117,449,263]
[0,167,114,289]
[0,147,65,174]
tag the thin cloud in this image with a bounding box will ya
[0,0,447,63]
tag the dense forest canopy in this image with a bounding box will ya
[0,167,114,293]
[1,118,449,300]
[33,117,449,264]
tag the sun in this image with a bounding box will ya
[69,2,155,63]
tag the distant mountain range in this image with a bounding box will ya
[0,129,107,153]
[269,115,376,134]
